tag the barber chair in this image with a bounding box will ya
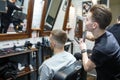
[73,49,93,80]
[53,61,82,80]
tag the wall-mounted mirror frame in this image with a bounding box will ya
[0,0,34,41]
[39,0,48,36]
[62,0,71,31]
[39,0,71,36]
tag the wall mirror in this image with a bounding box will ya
[40,0,70,36]
[44,0,62,31]
[0,0,34,41]
[31,0,71,36]
[62,0,83,41]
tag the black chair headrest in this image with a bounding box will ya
[53,61,82,80]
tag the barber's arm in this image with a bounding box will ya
[79,39,96,72]
[14,5,23,11]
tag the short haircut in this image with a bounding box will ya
[50,29,67,45]
[90,4,112,29]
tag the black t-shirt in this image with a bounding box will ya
[1,0,22,20]
[90,31,120,80]
[107,23,120,46]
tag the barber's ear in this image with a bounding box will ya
[93,22,98,29]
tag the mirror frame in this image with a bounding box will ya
[0,0,34,41]
[62,0,71,31]
[39,0,71,36]
[39,0,48,36]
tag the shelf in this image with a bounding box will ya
[17,67,37,77]
[0,48,38,59]
[4,67,37,80]
[0,48,38,80]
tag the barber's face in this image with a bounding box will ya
[85,12,95,32]
[12,0,16,3]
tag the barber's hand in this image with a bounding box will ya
[79,38,87,50]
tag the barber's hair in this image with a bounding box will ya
[117,16,120,21]
[90,4,112,29]
[51,29,67,45]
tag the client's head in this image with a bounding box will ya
[49,29,67,52]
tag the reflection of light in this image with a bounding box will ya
[91,0,97,4]
[74,0,82,16]
[67,5,76,40]
[32,0,44,28]
[68,5,75,28]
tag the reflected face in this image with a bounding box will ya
[85,12,94,32]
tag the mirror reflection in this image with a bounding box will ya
[32,0,44,29]
[32,0,63,33]
[0,0,29,34]
[44,0,62,31]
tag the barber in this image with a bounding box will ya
[79,4,120,80]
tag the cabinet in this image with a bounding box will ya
[0,48,39,80]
